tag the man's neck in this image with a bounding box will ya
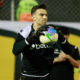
[33,23,41,30]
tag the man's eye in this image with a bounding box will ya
[40,14,44,16]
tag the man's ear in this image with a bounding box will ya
[32,15,36,21]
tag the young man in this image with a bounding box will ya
[50,27,80,80]
[13,4,50,80]
[61,27,80,67]
[12,4,75,80]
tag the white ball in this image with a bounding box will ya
[39,27,58,44]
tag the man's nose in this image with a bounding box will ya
[43,15,47,19]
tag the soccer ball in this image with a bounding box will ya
[39,26,58,44]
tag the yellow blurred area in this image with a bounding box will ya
[69,34,80,52]
[69,34,80,80]
[0,36,15,80]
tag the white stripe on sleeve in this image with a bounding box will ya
[20,25,31,38]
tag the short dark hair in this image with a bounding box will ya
[60,27,70,35]
[31,4,47,15]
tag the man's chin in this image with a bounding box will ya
[42,22,47,25]
[40,22,47,27]
[41,24,46,27]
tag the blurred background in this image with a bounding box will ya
[0,0,80,21]
[0,0,80,80]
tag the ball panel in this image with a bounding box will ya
[39,26,58,44]
[39,35,51,44]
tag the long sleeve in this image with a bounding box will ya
[72,46,80,60]
[13,34,28,55]
[13,25,32,55]
[61,41,75,55]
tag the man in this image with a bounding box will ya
[60,27,80,65]
[14,4,64,80]
[61,27,80,80]
[50,27,80,80]
[13,4,74,80]
[13,4,50,80]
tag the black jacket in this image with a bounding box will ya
[13,24,77,77]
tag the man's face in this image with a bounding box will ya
[32,9,48,26]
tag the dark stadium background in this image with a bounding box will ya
[0,0,80,80]
[0,0,80,22]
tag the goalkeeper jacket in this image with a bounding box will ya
[12,24,76,77]
[13,24,55,77]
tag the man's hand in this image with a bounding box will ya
[26,31,39,45]
[36,25,48,37]
[53,51,67,64]
[59,51,68,59]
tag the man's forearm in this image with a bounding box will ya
[66,55,79,68]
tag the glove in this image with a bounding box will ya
[26,25,48,45]
[47,24,66,43]
[36,25,48,37]
[58,29,66,43]
[26,31,38,45]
